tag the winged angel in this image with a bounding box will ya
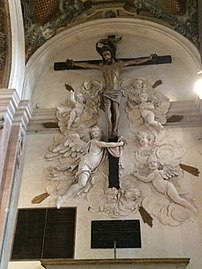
[121,77,170,139]
[40,76,199,226]
[56,80,103,135]
[45,126,125,208]
[129,129,198,226]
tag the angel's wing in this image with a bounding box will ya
[149,90,170,124]
[45,133,88,164]
[159,165,179,180]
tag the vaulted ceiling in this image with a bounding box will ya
[21,0,198,61]
[0,1,199,89]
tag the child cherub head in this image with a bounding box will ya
[132,77,147,90]
[147,155,159,170]
[75,92,85,103]
[106,187,118,203]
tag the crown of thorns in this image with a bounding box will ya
[96,38,117,57]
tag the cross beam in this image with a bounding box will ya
[54,55,172,70]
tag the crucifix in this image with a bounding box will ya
[54,35,172,189]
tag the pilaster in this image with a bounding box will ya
[0,88,31,269]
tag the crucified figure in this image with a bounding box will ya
[66,37,157,138]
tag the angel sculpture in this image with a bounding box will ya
[64,84,86,129]
[134,155,197,214]
[45,126,125,208]
[100,187,119,216]
[135,131,154,156]
[138,92,164,139]
[121,77,170,136]
[118,187,142,212]
[56,81,103,135]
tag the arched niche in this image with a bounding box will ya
[8,0,25,96]
[23,18,201,110]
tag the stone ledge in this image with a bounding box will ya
[41,258,190,269]
[27,99,202,133]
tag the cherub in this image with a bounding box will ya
[100,187,119,216]
[65,84,85,129]
[119,187,141,212]
[53,126,125,208]
[134,155,197,214]
[138,92,163,139]
[135,131,153,155]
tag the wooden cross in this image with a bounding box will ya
[54,55,171,70]
[54,36,172,189]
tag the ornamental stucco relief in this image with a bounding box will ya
[42,75,198,226]
[36,36,199,227]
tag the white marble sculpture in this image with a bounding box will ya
[134,155,197,215]
[56,81,103,135]
[138,92,164,139]
[43,75,198,226]
[122,77,170,137]
[86,174,143,218]
[66,89,85,129]
[45,126,125,208]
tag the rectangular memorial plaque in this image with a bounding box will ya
[91,220,141,249]
[11,207,76,260]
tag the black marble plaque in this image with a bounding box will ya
[11,208,76,260]
[91,220,141,248]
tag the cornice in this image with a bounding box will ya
[26,99,202,133]
[0,89,31,128]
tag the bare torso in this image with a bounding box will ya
[100,62,122,90]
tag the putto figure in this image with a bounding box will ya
[66,37,157,138]
[49,126,125,208]
[138,92,163,139]
[134,155,197,214]
[65,84,86,129]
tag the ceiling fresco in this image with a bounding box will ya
[0,1,11,87]
[21,0,198,61]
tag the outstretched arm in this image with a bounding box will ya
[69,90,77,104]
[66,59,101,70]
[134,171,154,182]
[96,140,125,148]
[121,54,158,67]
[65,84,78,105]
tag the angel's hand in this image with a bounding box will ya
[119,141,125,146]
[66,59,74,67]
[150,54,158,62]
[118,136,127,145]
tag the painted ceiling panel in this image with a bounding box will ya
[21,0,198,60]
[33,0,59,24]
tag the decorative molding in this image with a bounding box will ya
[0,89,31,128]
[13,100,32,128]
